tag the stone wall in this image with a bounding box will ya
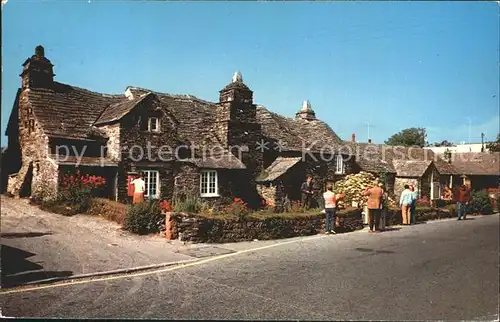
[257,183,277,206]
[99,123,121,162]
[7,90,58,199]
[117,95,179,202]
[394,177,419,199]
[165,208,363,243]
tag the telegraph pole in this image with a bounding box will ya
[481,132,485,152]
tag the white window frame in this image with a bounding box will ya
[200,170,219,197]
[334,154,344,174]
[148,117,160,132]
[142,170,160,199]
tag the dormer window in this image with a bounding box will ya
[148,117,160,132]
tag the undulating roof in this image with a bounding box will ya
[256,106,344,153]
[256,157,302,182]
[27,82,123,140]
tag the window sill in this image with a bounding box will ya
[200,194,220,198]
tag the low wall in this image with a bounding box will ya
[87,198,128,225]
[165,209,364,243]
[384,206,460,225]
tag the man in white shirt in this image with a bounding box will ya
[323,184,337,234]
[131,173,146,204]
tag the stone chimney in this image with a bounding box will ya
[351,133,356,142]
[20,45,55,89]
[295,100,316,121]
[219,71,253,105]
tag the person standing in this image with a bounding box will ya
[131,173,146,204]
[455,184,471,220]
[399,185,412,225]
[364,184,384,233]
[301,175,314,209]
[323,184,337,234]
[409,185,418,224]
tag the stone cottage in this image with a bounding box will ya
[342,141,445,199]
[3,45,353,208]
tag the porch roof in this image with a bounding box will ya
[392,160,432,177]
[256,157,302,182]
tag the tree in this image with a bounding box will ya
[431,140,454,147]
[486,133,500,152]
[385,127,428,147]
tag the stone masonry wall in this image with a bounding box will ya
[394,177,419,199]
[165,208,363,243]
[117,96,179,202]
[99,123,121,162]
[257,183,277,207]
[7,90,58,199]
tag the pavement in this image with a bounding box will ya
[1,196,202,287]
[1,200,498,320]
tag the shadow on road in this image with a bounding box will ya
[1,244,73,288]
[1,232,53,238]
[380,227,402,232]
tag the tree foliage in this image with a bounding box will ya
[385,127,428,147]
[486,133,500,152]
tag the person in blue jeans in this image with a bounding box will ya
[455,184,471,220]
[409,185,418,224]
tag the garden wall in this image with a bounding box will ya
[165,208,364,243]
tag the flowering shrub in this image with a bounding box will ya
[58,170,106,214]
[225,198,250,218]
[415,196,431,208]
[159,200,172,213]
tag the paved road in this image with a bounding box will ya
[0,196,197,286]
[1,214,498,320]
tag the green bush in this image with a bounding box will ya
[173,194,206,213]
[468,190,493,215]
[444,203,457,214]
[124,200,164,235]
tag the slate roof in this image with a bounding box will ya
[256,106,344,153]
[95,92,153,125]
[392,160,432,177]
[448,152,500,176]
[433,157,460,175]
[256,157,302,182]
[343,142,451,176]
[26,82,123,140]
[20,79,348,168]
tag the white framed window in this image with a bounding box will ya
[148,117,160,132]
[334,155,344,174]
[200,170,218,197]
[142,170,160,199]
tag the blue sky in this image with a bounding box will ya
[2,1,499,146]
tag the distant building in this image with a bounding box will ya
[426,143,488,154]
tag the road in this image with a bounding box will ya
[1,214,499,320]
